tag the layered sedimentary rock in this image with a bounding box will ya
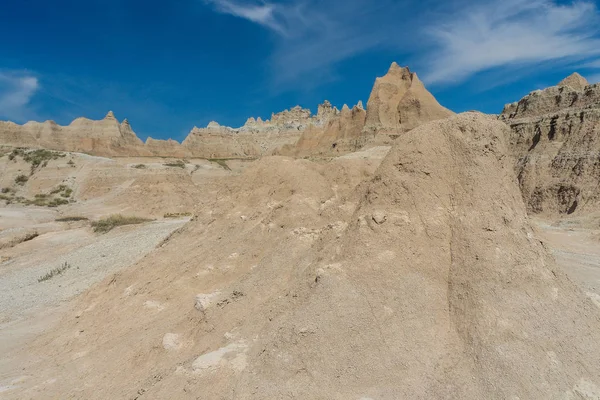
[500,73,600,215]
[145,138,190,158]
[363,63,454,137]
[278,101,367,157]
[0,112,151,156]
[0,63,455,158]
[181,106,313,158]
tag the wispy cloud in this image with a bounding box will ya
[587,73,600,84]
[0,71,39,121]
[421,0,600,85]
[204,0,408,87]
[203,0,286,34]
[203,0,600,89]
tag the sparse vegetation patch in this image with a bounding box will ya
[132,164,147,169]
[208,159,231,171]
[56,216,89,222]
[15,175,29,185]
[163,160,186,169]
[38,262,71,282]
[1,184,74,207]
[50,185,73,198]
[9,148,66,174]
[164,212,193,218]
[91,214,152,233]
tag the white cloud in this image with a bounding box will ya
[204,0,286,34]
[204,0,407,87]
[420,0,600,84]
[587,73,600,84]
[0,71,39,121]
[203,0,600,89]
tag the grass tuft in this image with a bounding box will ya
[164,212,193,218]
[38,262,71,282]
[208,159,231,171]
[163,160,186,169]
[56,216,88,222]
[91,214,152,233]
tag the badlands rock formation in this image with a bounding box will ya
[363,63,454,137]
[500,73,600,215]
[183,106,316,158]
[0,63,455,158]
[10,114,600,399]
[0,112,150,157]
[278,100,367,157]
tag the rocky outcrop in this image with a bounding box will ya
[181,106,315,158]
[0,112,151,157]
[500,73,600,215]
[0,64,454,158]
[280,101,367,157]
[145,137,190,158]
[363,63,454,136]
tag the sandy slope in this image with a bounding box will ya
[2,114,599,399]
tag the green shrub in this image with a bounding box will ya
[24,149,65,169]
[15,175,28,185]
[132,164,146,169]
[47,198,69,207]
[61,188,73,198]
[8,148,25,161]
[91,214,152,233]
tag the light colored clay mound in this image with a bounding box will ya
[6,115,600,399]
[363,62,454,135]
[0,150,206,218]
[500,73,600,216]
[1,156,378,399]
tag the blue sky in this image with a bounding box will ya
[1,0,600,141]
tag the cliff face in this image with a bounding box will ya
[181,106,313,158]
[363,63,454,136]
[500,73,600,215]
[282,102,367,157]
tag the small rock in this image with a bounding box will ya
[315,268,325,283]
[162,333,182,350]
[372,211,387,224]
[195,291,220,312]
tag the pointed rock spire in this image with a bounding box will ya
[105,111,116,120]
[558,72,589,91]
